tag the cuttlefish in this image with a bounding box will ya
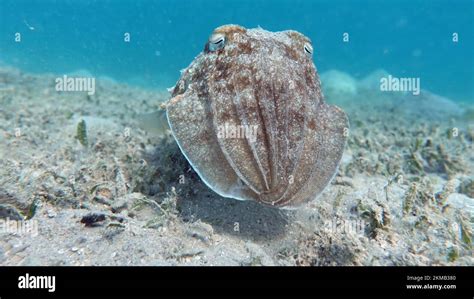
[165,25,348,208]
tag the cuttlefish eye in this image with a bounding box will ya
[208,33,226,51]
[304,42,313,56]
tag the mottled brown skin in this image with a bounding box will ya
[166,24,348,208]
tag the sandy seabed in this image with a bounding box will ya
[0,66,473,266]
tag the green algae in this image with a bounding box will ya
[75,119,88,147]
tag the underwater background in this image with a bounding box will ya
[1,0,473,101]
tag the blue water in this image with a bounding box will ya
[1,0,473,101]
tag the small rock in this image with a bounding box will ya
[93,195,112,206]
[80,202,91,210]
[0,204,23,220]
[47,209,57,218]
[80,212,107,227]
[186,221,214,245]
[112,193,146,214]
[111,199,128,213]
[335,176,355,187]
[76,237,87,244]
